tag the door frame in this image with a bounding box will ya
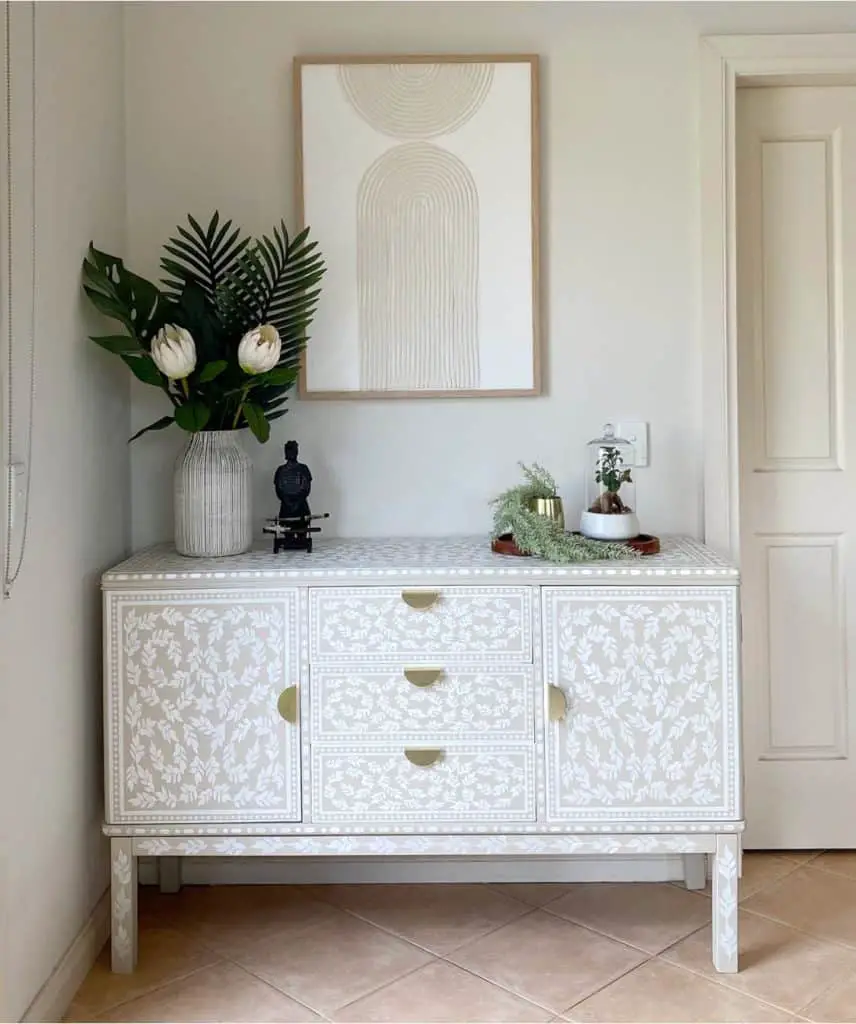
[700,33,856,559]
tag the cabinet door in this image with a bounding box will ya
[543,587,740,823]
[105,591,302,824]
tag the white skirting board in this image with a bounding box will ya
[138,854,704,887]
[22,891,109,1024]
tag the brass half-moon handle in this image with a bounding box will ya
[404,748,443,767]
[404,668,445,688]
[548,685,567,722]
[277,685,298,724]
[401,590,440,610]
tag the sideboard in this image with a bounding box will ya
[101,536,742,974]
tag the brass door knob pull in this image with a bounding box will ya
[548,685,567,722]
[401,590,440,610]
[404,749,443,767]
[404,668,445,687]
[277,686,298,724]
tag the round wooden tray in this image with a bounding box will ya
[491,532,660,557]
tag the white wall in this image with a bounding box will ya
[123,1,856,550]
[0,3,127,1018]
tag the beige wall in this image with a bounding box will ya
[0,2,128,1018]
[123,1,856,548]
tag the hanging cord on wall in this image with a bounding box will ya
[3,0,36,599]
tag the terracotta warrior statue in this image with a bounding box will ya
[274,440,312,521]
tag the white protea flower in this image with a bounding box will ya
[238,323,281,375]
[150,325,196,380]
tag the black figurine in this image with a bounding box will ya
[265,440,329,553]
[275,440,312,521]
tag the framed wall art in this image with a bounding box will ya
[294,54,541,399]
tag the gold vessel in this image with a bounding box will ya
[528,496,565,531]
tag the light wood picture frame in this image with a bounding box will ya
[294,54,541,400]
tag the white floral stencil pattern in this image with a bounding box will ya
[133,832,715,857]
[310,587,532,662]
[104,535,738,585]
[545,589,737,821]
[114,596,300,822]
[311,664,534,742]
[312,745,535,821]
[110,839,136,972]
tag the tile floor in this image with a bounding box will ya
[64,852,856,1023]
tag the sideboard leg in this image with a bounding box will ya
[110,837,138,973]
[712,834,739,973]
[683,854,707,890]
[158,856,182,894]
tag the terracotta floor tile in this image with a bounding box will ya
[742,865,856,947]
[70,928,220,1018]
[801,972,856,1022]
[547,883,711,953]
[738,853,806,899]
[663,908,856,1013]
[317,883,529,954]
[331,960,551,1023]
[776,851,824,865]
[449,908,645,1013]
[812,850,856,880]
[567,960,792,1022]
[173,884,339,959]
[233,905,433,1014]
[487,883,573,907]
[94,961,321,1022]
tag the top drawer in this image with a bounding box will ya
[309,586,533,663]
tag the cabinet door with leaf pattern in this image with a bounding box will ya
[105,591,302,824]
[543,587,740,824]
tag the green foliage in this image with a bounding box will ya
[490,463,639,564]
[595,445,632,495]
[82,211,326,442]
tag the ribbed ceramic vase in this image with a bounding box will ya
[174,430,253,557]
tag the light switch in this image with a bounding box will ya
[616,422,648,467]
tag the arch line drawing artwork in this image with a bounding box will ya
[295,54,541,399]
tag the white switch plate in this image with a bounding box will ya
[617,422,648,467]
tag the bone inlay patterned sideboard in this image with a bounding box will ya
[102,536,743,973]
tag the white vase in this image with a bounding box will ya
[580,510,640,541]
[174,430,253,557]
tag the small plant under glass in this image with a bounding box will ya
[580,424,641,541]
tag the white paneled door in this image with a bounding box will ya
[737,86,856,847]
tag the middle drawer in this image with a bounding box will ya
[311,663,536,744]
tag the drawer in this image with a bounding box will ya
[309,586,533,663]
[311,744,535,822]
[311,663,535,743]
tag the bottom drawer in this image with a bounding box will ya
[311,745,535,823]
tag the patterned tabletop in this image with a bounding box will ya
[103,535,739,586]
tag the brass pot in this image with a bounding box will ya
[528,496,565,531]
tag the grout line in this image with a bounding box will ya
[324,959,441,1019]
[535,896,710,958]
[223,960,330,1021]
[86,959,230,1020]
[438,950,580,1018]
[558,953,656,1015]
[657,906,856,1018]
[801,861,856,883]
[315,891,537,959]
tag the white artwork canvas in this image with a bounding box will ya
[296,56,540,398]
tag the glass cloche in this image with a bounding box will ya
[580,423,640,541]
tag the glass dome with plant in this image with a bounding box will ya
[580,424,640,541]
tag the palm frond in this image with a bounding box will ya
[216,221,326,362]
[160,212,251,303]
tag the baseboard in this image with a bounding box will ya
[21,891,109,1024]
[138,854,696,886]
